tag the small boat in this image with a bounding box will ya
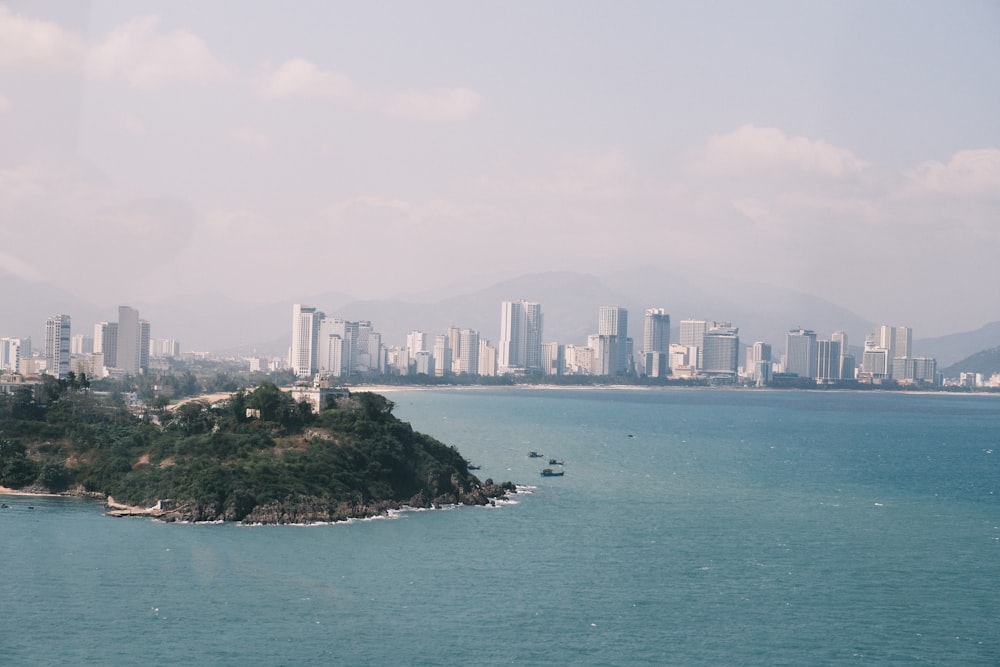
[539,468,564,477]
[467,464,481,470]
[548,458,564,465]
[528,451,544,458]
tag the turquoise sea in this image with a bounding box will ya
[2,388,999,666]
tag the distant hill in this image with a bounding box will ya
[914,321,1000,367]
[940,346,1000,379]
[0,277,105,342]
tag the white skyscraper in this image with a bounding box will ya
[499,300,543,375]
[0,337,23,374]
[701,323,739,376]
[433,334,450,377]
[643,309,670,355]
[291,304,322,377]
[45,314,71,379]
[457,329,480,375]
[598,306,629,375]
[679,319,707,369]
[785,328,817,379]
[478,339,496,377]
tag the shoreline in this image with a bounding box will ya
[349,383,1000,397]
[0,485,62,497]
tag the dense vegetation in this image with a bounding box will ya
[0,379,511,523]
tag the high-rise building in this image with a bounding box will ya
[861,334,889,378]
[702,323,739,376]
[45,314,71,379]
[643,309,670,355]
[816,339,842,381]
[291,304,322,376]
[541,342,564,376]
[679,319,707,369]
[94,322,118,369]
[894,326,912,359]
[785,329,817,379]
[498,300,543,374]
[597,306,629,375]
[317,317,358,377]
[71,334,93,355]
[139,320,150,373]
[433,335,450,377]
[478,340,496,377]
[831,331,850,379]
[746,342,772,386]
[406,331,429,358]
[457,329,480,375]
[0,337,23,374]
[114,306,144,375]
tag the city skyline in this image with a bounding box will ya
[4,295,996,386]
[1,3,998,338]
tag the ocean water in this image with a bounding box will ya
[2,388,998,666]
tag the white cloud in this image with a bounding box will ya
[258,58,355,100]
[259,57,482,121]
[698,124,870,179]
[0,94,10,112]
[87,15,230,89]
[902,149,1000,198]
[0,7,229,88]
[381,87,483,122]
[0,5,84,69]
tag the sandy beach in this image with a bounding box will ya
[0,485,61,497]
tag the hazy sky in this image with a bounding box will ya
[2,1,998,336]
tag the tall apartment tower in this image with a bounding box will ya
[114,306,144,375]
[45,314,71,379]
[457,329,480,375]
[406,331,429,358]
[598,306,629,375]
[679,319,707,369]
[432,334,451,377]
[94,322,119,369]
[0,337,23,374]
[893,326,912,359]
[785,328,818,379]
[701,323,739,376]
[317,317,358,377]
[478,339,496,377]
[499,300,543,375]
[816,339,842,381]
[139,320,150,373]
[747,341,773,385]
[291,304,322,377]
[643,309,670,354]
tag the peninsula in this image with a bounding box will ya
[0,380,514,523]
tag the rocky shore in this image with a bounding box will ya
[106,479,517,524]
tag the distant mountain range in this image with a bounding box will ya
[3,270,998,372]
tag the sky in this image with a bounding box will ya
[1,1,999,337]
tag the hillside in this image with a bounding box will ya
[941,346,1000,379]
[0,382,512,523]
[914,321,1000,367]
